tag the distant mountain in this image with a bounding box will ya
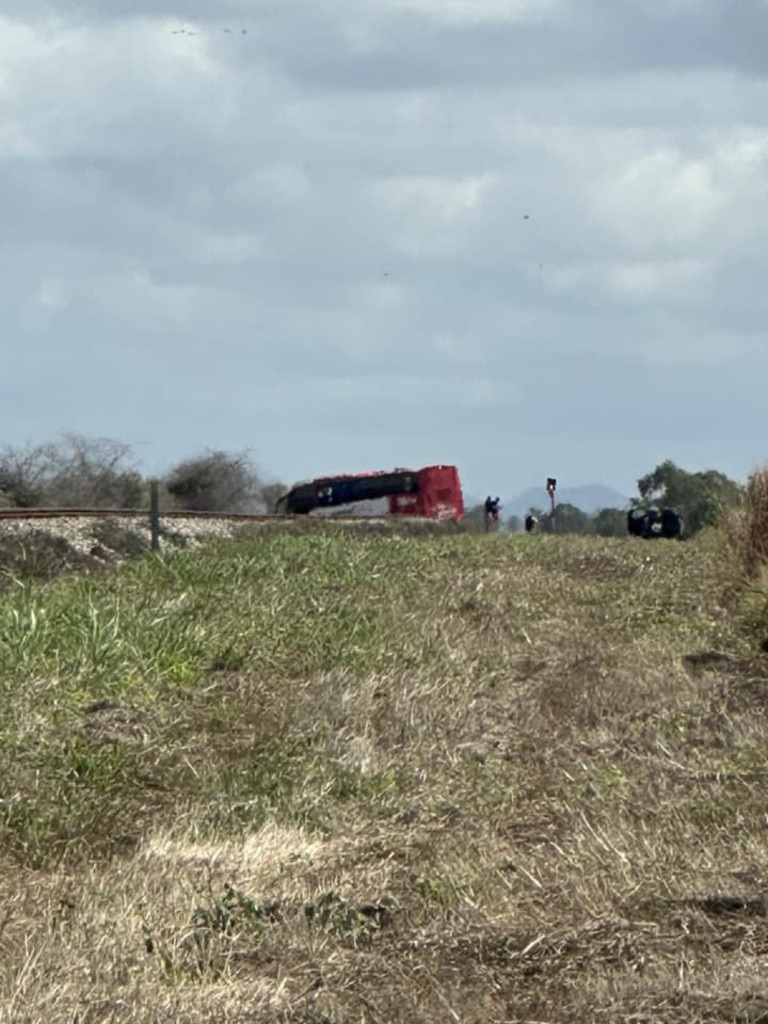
[504,483,630,518]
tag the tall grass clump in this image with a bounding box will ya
[723,465,768,645]
[743,466,768,572]
[726,465,768,573]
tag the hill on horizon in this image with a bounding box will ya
[502,482,630,517]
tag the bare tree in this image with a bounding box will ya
[0,435,143,508]
[0,443,56,506]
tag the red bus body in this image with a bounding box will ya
[277,465,464,522]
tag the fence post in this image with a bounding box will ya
[150,479,161,551]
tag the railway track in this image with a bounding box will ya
[0,507,283,522]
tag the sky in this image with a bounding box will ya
[3,0,768,502]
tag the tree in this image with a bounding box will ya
[555,502,593,535]
[636,460,743,537]
[0,435,143,508]
[0,444,51,506]
[166,449,267,513]
[538,502,592,534]
[42,435,143,508]
[592,508,627,538]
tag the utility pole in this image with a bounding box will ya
[546,477,557,532]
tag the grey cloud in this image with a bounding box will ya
[2,0,269,23]
[11,2,768,92]
[257,2,768,92]
[4,0,768,498]
[580,0,768,77]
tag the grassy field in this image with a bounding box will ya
[1,522,767,1022]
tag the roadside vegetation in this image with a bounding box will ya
[0,482,767,1023]
[1,434,749,540]
[0,434,281,514]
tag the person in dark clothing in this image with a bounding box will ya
[524,513,538,533]
[484,496,501,530]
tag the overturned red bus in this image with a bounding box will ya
[275,465,464,522]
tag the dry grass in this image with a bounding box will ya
[727,466,768,575]
[724,465,768,652]
[1,526,768,1022]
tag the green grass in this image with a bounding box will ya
[1,525,767,1023]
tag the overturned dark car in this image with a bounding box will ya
[627,506,684,540]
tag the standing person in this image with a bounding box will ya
[484,496,501,531]
[484,496,493,531]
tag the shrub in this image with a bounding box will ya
[165,450,267,513]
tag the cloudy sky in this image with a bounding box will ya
[4,0,768,501]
